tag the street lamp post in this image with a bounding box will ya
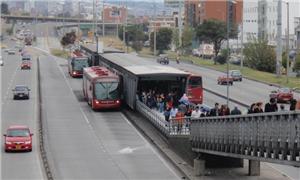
[226,0,231,107]
[286,1,289,83]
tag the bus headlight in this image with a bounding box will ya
[116,100,120,104]
[95,100,100,104]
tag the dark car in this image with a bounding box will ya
[157,54,169,65]
[12,85,30,100]
[229,70,243,81]
[269,88,294,103]
[217,76,233,85]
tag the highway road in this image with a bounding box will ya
[37,51,182,179]
[1,41,44,179]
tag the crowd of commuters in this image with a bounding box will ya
[138,89,300,134]
[139,90,300,122]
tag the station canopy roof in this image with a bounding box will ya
[101,53,189,77]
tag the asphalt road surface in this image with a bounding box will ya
[38,51,181,179]
[1,41,44,179]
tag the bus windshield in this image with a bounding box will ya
[94,82,119,100]
[188,76,202,88]
[73,59,88,71]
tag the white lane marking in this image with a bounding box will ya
[121,113,181,179]
[2,65,18,105]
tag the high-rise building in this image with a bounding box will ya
[243,0,300,47]
[184,0,243,28]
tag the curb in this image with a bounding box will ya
[204,87,249,108]
[37,57,54,180]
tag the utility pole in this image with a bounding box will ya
[226,1,230,107]
[78,1,80,42]
[102,0,105,37]
[240,6,244,69]
[286,2,289,83]
[178,0,183,48]
[153,1,157,56]
[93,0,95,43]
[276,0,282,77]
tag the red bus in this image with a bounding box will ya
[186,74,203,105]
[83,66,121,110]
[68,50,89,78]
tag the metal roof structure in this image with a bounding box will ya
[101,53,189,77]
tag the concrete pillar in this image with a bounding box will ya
[194,157,205,176]
[248,160,260,176]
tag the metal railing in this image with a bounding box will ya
[135,100,191,137]
[190,111,300,166]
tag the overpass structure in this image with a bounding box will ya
[81,43,300,176]
[1,14,97,23]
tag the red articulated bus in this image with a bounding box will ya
[186,74,203,105]
[68,50,89,78]
[83,66,121,110]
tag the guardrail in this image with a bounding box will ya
[190,111,300,167]
[37,57,54,180]
[135,100,191,137]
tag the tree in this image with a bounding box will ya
[150,28,173,54]
[118,25,145,52]
[196,19,237,64]
[181,27,194,54]
[215,48,229,64]
[294,52,300,72]
[1,2,9,15]
[243,38,276,73]
[60,31,76,47]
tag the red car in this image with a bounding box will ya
[3,125,33,152]
[217,76,233,85]
[21,61,31,70]
[269,88,294,103]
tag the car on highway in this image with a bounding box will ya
[0,56,4,66]
[21,61,31,70]
[3,125,33,152]
[22,55,31,61]
[4,48,10,53]
[12,85,30,100]
[157,54,169,65]
[8,50,16,55]
[229,70,243,81]
[269,88,294,103]
[217,76,233,85]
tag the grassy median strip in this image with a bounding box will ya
[50,49,69,59]
[138,49,300,89]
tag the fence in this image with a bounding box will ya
[190,111,300,166]
[135,100,191,137]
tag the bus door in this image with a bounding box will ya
[186,76,203,104]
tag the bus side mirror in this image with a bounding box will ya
[3,134,6,137]
[89,86,92,90]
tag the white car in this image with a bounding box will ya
[0,57,4,66]
[8,50,16,55]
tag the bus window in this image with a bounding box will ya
[94,82,119,100]
[188,76,202,88]
[73,59,88,71]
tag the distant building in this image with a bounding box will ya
[243,0,300,47]
[148,15,176,33]
[103,6,127,23]
[184,0,243,28]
